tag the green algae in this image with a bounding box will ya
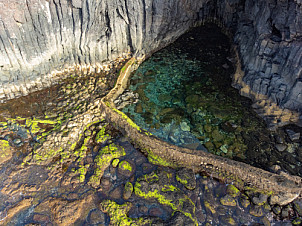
[112,158,120,167]
[145,148,178,168]
[73,164,90,182]
[95,125,111,143]
[105,101,142,132]
[112,107,141,132]
[123,182,134,199]
[88,143,126,188]
[134,172,198,225]
[119,160,132,172]
[0,140,11,160]
[100,200,151,225]
[204,200,216,214]
[176,175,188,186]
[226,184,240,198]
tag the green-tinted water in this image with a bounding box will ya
[122,24,278,170]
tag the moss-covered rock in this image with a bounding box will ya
[0,139,12,164]
[134,170,198,225]
[220,194,237,207]
[88,144,126,188]
[99,200,151,225]
[123,182,134,200]
[118,160,135,178]
[176,168,196,190]
[226,184,240,198]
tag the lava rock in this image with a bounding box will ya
[226,184,240,198]
[286,129,300,142]
[176,168,196,190]
[220,194,237,207]
[275,144,287,152]
[249,205,263,217]
[123,182,133,200]
[251,193,268,206]
[272,205,281,215]
[117,160,135,178]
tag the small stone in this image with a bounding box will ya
[226,184,240,198]
[212,129,224,142]
[220,194,237,207]
[88,209,106,225]
[220,144,228,154]
[240,195,250,208]
[249,205,263,217]
[117,160,135,178]
[138,205,148,214]
[275,144,287,152]
[111,159,119,168]
[219,215,236,225]
[180,122,190,132]
[270,165,281,173]
[149,207,164,217]
[286,129,300,142]
[33,214,50,223]
[13,138,22,146]
[222,63,229,69]
[292,217,302,225]
[134,103,143,114]
[281,205,291,218]
[109,186,122,200]
[123,182,133,200]
[204,200,216,214]
[141,163,155,174]
[204,124,212,133]
[252,193,268,206]
[272,205,281,215]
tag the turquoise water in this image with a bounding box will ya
[122,24,277,170]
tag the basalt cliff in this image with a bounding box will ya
[0,0,301,127]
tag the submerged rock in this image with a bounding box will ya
[176,168,196,190]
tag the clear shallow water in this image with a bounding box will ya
[122,24,280,170]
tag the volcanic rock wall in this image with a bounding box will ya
[0,0,301,126]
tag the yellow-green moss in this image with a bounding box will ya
[105,101,142,132]
[73,164,90,182]
[226,184,240,197]
[100,200,151,226]
[88,144,126,188]
[95,125,111,143]
[112,159,120,167]
[124,182,134,194]
[204,201,216,214]
[176,175,188,186]
[0,140,11,158]
[147,150,177,168]
[119,160,132,172]
[134,181,197,225]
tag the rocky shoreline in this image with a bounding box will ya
[0,55,301,224]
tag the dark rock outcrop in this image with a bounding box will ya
[0,0,301,125]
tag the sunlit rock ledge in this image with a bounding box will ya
[0,0,301,127]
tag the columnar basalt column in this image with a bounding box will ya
[0,0,301,126]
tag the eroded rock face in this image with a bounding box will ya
[0,0,301,126]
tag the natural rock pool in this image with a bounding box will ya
[0,23,301,225]
[121,24,302,176]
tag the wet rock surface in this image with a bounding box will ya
[122,24,302,178]
[0,24,301,226]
